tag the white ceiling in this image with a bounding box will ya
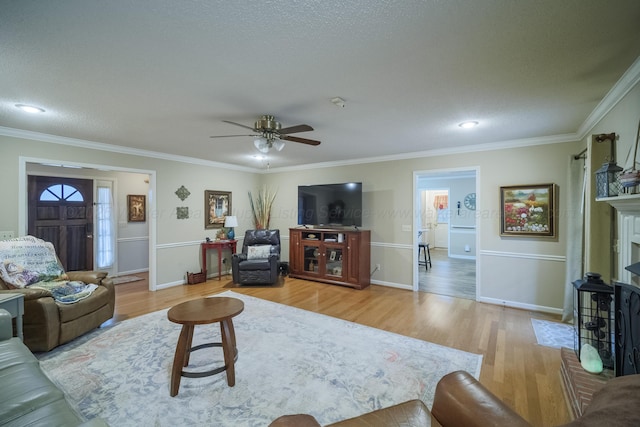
[2,1,640,170]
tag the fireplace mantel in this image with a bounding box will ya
[597,194,640,284]
[597,194,640,213]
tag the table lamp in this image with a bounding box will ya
[224,216,238,240]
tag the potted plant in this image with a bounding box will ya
[248,186,277,229]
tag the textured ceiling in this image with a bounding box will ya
[1,0,640,170]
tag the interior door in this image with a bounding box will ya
[27,176,94,271]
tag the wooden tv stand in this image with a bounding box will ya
[289,228,371,289]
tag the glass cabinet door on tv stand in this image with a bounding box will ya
[289,228,370,290]
[302,241,344,280]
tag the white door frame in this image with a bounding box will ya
[412,166,480,299]
[18,156,158,290]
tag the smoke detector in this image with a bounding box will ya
[331,97,345,108]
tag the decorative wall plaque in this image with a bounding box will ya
[175,185,191,201]
[176,206,189,219]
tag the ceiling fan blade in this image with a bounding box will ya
[279,124,314,134]
[222,120,256,131]
[209,134,256,138]
[281,135,321,146]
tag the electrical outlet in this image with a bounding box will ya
[0,231,14,240]
[376,263,381,271]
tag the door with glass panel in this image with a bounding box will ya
[27,176,94,271]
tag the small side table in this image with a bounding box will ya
[201,240,237,280]
[0,293,25,341]
[167,297,244,397]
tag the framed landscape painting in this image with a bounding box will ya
[500,184,556,237]
[205,190,231,229]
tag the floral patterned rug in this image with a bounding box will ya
[37,291,482,426]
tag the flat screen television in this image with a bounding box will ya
[297,182,363,227]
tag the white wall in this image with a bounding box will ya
[115,171,150,275]
[4,71,639,313]
[262,140,576,314]
[1,137,259,289]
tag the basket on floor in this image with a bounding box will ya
[186,270,207,284]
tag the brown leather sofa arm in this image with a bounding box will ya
[0,287,52,300]
[66,271,108,285]
[431,371,531,427]
[269,400,432,427]
[269,414,321,427]
[328,399,431,426]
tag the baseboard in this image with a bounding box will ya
[117,268,149,276]
[155,280,184,290]
[370,279,412,290]
[479,296,563,315]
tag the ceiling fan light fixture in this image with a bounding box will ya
[215,115,321,154]
[254,137,270,153]
[255,115,280,131]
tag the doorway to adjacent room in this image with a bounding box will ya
[413,168,478,300]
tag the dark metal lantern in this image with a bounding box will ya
[572,272,614,369]
[595,161,622,198]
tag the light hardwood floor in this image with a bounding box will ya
[110,272,570,426]
[419,248,476,300]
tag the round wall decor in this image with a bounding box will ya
[464,192,476,210]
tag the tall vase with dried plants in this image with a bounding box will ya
[248,186,277,229]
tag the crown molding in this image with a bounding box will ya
[266,133,580,173]
[0,126,258,173]
[2,55,639,174]
[0,124,582,174]
[577,55,640,139]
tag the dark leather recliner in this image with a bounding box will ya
[232,229,281,285]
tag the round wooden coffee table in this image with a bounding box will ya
[167,297,244,397]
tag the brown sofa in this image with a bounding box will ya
[0,271,115,352]
[270,370,640,427]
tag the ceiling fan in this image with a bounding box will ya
[210,115,321,154]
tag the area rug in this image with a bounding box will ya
[110,275,143,285]
[531,318,574,349]
[37,291,482,427]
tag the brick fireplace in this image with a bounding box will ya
[561,195,640,418]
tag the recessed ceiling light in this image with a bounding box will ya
[458,121,479,129]
[16,104,45,113]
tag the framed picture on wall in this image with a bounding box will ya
[499,183,556,237]
[127,195,146,222]
[205,190,231,229]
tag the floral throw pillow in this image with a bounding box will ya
[247,245,272,260]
